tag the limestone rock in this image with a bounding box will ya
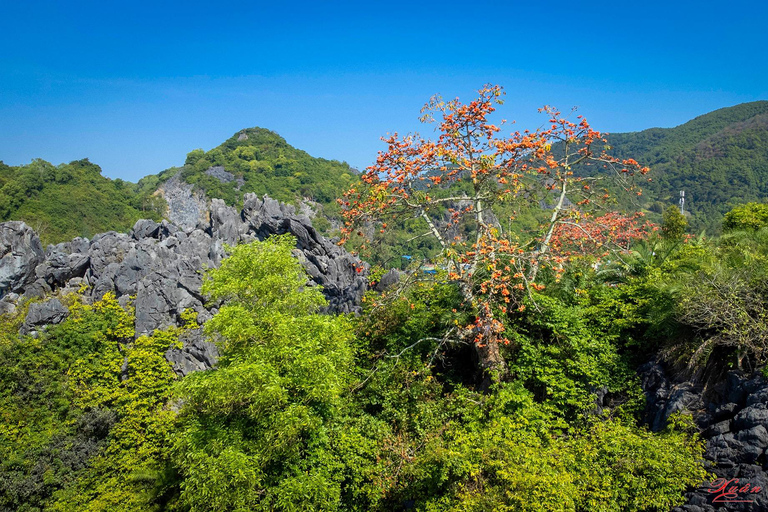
[165,328,220,377]
[374,269,402,292]
[641,361,768,510]
[0,222,44,296]
[210,199,245,245]
[205,166,236,184]
[131,219,161,240]
[156,174,209,230]
[0,193,368,374]
[21,298,69,336]
[0,292,19,316]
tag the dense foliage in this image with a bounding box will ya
[172,236,356,510]
[0,293,182,511]
[0,159,164,244]
[0,232,721,511]
[654,228,768,375]
[722,202,768,232]
[662,205,687,240]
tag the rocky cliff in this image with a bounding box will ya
[642,360,768,511]
[0,194,368,376]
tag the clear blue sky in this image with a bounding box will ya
[1,0,766,182]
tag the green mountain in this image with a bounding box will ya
[175,127,358,210]
[0,158,163,244]
[601,101,768,232]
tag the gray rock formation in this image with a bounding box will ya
[239,194,367,314]
[641,361,768,511]
[0,222,45,297]
[297,199,319,220]
[0,292,19,316]
[205,166,236,184]
[165,328,219,377]
[157,173,209,230]
[21,297,69,336]
[132,219,161,240]
[210,198,246,245]
[374,268,402,292]
[36,244,89,288]
[0,194,367,375]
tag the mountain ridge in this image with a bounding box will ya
[599,100,768,231]
[3,102,768,244]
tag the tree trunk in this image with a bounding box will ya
[459,281,508,390]
[474,338,507,390]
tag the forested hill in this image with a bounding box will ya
[602,100,768,232]
[0,159,164,244]
[0,128,359,244]
[168,127,358,209]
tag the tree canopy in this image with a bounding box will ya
[341,84,653,380]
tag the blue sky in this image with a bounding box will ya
[1,0,766,182]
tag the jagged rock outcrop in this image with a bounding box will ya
[156,173,209,230]
[373,268,402,292]
[20,298,69,336]
[238,194,367,314]
[205,166,236,183]
[641,361,768,511]
[165,328,219,377]
[0,194,368,375]
[0,222,45,296]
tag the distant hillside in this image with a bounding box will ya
[602,101,768,232]
[0,159,163,244]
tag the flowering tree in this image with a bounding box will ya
[340,85,652,379]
